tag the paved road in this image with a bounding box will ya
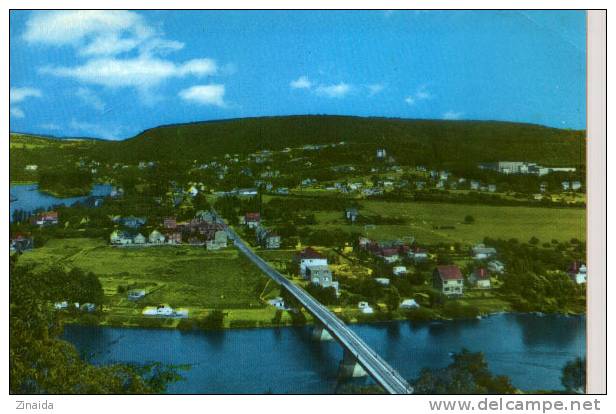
[219,219,413,394]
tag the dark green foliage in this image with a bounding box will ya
[442,301,480,319]
[12,116,585,180]
[199,310,226,330]
[9,256,180,394]
[38,167,93,197]
[412,349,516,394]
[113,116,586,168]
[464,215,475,224]
[405,307,438,322]
[304,284,338,305]
[385,286,401,312]
[561,357,586,393]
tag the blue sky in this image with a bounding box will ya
[10,10,586,140]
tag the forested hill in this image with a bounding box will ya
[11,115,586,170]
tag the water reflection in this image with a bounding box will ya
[63,313,586,393]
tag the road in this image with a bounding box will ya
[218,218,413,394]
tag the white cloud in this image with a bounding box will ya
[10,107,25,118]
[75,87,105,111]
[404,96,415,105]
[23,11,153,56]
[10,87,42,118]
[443,111,463,120]
[404,86,432,105]
[42,56,218,89]
[315,83,351,98]
[179,84,226,107]
[367,83,385,96]
[81,34,142,56]
[290,76,312,89]
[415,89,431,100]
[10,87,42,103]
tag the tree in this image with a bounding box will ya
[385,286,401,312]
[200,310,225,330]
[464,215,475,224]
[413,349,516,394]
[561,357,586,393]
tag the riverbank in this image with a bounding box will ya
[64,305,585,333]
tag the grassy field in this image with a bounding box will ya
[310,200,585,245]
[18,238,273,323]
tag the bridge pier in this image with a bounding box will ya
[338,348,368,378]
[312,323,334,341]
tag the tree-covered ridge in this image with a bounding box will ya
[11,115,585,172]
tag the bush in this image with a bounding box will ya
[198,310,225,330]
[406,307,437,322]
[442,301,480,319]
[229,319,258,328]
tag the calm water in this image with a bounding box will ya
[63,313,586,394]
[9,184,112,219]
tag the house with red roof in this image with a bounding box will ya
[433,265,464,296]
[10,233,34,253]
[244,212,261,229]
[163,217,177,229]
[408,246,429,263]
[296,247,328,277]
[379,247,400,263]
[468,267,491,289]
[35,211,59,226]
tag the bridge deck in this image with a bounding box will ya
[221,222,413,395]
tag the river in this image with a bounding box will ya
[10,184,113,220]
[63,313,585,394]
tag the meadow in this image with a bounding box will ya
[309,200,586,245]
[18,238,274,326]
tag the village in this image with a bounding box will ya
[9,140,588,329]
[10,150,587,327]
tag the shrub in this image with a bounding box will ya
[442,301,480,319]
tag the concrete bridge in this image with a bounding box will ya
[220,221,413,394]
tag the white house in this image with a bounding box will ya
[128,290,146,300]
[133,233,146,245]
[267,297,286,310]
[568,262,587,284]
[375,278,390,286]
[472,244,497,260]
[149,230,166,244]
[468,268,492,289]
[393,266,407,276]
[487,260,505,274]
[399,299,420,310]
[54,301,69,310]
[297,247,328,277]
[143,304,174,316]
[358,301,374,314]
[188,185,199,197]
[110,230,133,245]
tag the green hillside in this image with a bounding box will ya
[10,115,586,174]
